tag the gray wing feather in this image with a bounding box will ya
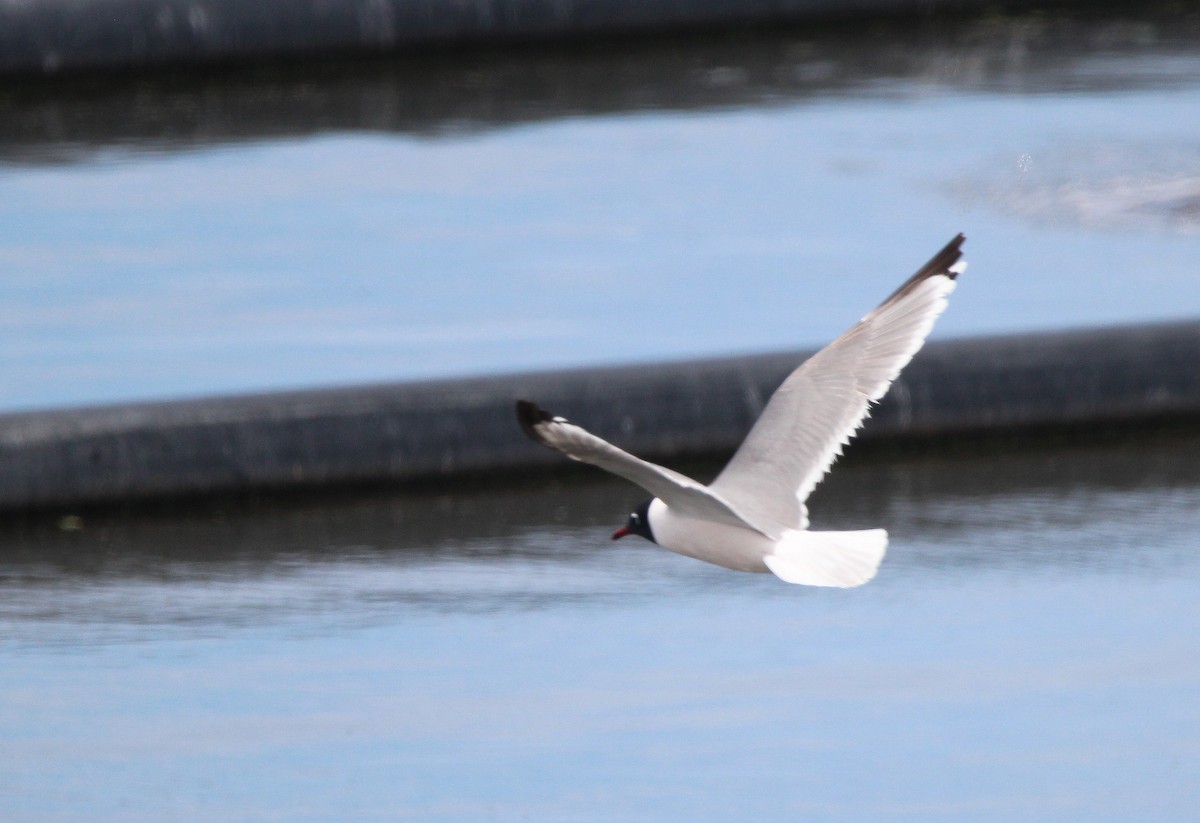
[516,401,769,535]
[707,234,966,535]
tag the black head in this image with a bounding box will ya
[612,498,656,543]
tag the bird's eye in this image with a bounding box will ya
[630,513,639,522]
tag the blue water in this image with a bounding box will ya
[3,22,1200,818]
[2,436,1199,821]
[2,26,1200,411]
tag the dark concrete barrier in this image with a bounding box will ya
[0,321,1197,511]
[0,0,1071,76]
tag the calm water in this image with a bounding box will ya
[2,434,1199,821]
[1,12,1200,410]
[3,12,1200,822]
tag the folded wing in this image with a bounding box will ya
[708,234,966,535]
[516,400,767,535]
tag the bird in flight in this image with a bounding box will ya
[517,234,966,587]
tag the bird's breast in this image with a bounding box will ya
[647,498,773,573]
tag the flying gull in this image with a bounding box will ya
[517,234,966,587]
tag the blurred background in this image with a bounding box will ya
[2,3,1199,821]
[2,8,1199,410]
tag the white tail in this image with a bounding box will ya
[762,529,888,588]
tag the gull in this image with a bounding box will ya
[516,234,966,587]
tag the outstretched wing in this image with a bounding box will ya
[516,400,768,535]
[708,234,966,535]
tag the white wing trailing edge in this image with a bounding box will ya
[516,400,769,535]
[707,233,966,535]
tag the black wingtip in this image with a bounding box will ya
[881,233,966,306]
[516,399,554,445]
[927,232,966,279]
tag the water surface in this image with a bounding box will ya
[1,12,1199,410]
[2,434,1198,821]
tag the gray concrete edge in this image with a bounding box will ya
[0,320,1197,511]
[2,0,1066,77]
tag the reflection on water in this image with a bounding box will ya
[3,430,1198,635]
[3,13,1200,164]
[2,10,1199,410]
[3,436,1200,821]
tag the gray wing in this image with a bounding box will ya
[516,400,768,535]
[707,234,967,535]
